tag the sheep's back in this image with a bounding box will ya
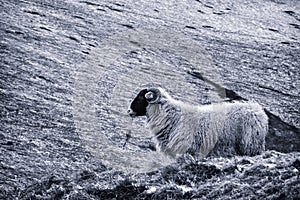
[151,98,267,158]
[177,102,268,157]
[206,102,268,157]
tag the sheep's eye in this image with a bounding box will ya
[139,96,145,101]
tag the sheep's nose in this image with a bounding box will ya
[128,109,136,117]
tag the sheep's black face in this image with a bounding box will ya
[128,88,162,117]
[128,89,149,117]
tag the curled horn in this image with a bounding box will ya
[145,88,161,103]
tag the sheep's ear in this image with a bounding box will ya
[145,90,160,103]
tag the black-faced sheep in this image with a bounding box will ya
[128,87,268,158]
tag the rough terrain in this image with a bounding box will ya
[1,0,299,199]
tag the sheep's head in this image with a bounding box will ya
[128,88,162,117]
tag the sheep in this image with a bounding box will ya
[128,87,268,158]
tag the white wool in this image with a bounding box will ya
[146,88,268,158]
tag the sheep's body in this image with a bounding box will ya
[129,87,268,158]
